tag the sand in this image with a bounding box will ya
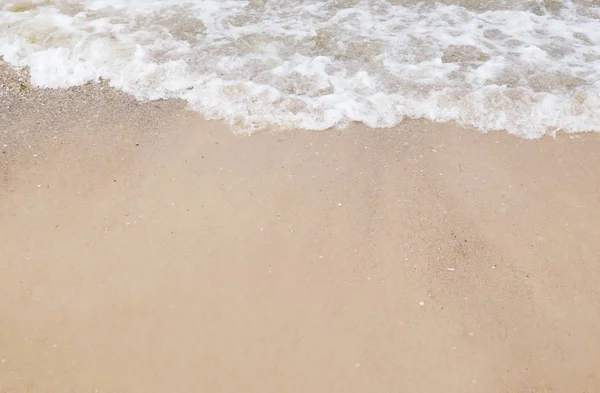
[1,81,600,393]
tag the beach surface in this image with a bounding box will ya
[1,81,600,392]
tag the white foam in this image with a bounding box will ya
[1,0,600,137]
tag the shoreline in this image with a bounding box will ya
[2,80,600,392]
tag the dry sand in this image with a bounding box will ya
[1,80,600,393]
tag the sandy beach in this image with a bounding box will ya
[1,79,600,392]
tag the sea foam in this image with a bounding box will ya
[1,0,599,137]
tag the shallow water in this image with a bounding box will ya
[1,0,599,137]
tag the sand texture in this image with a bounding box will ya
[1,83,600,393]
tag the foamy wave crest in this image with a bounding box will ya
[1,0,600,137]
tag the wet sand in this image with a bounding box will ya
[1,84,600,393]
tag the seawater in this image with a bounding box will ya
[1,0,600,137]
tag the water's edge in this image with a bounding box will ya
[1,0,599,138]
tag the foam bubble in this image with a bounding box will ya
[1,0,599,137]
